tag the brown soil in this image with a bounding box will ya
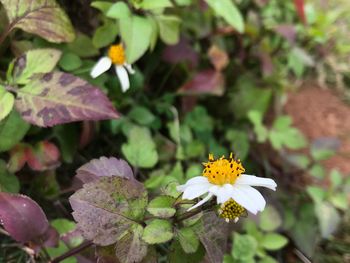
[285,83,350,175]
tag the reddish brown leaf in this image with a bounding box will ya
[79,121,96,149]
[75,157,134,184]
[274,24,296,44]
[178,70,225,96]
[15,72,120,127]
[27,141,60,171]
[162,36,198,68]
[294,0,306,25]
[0,193,49,243]
[208,45,229,71]
[259,52,273,76]
[8,141,60,172]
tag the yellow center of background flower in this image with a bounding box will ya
[219,199,246,221]
[108,44,125,65]
[203,153,245,185]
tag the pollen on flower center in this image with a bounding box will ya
[202,153,245,185]
[108,44,125,65]
[219,198,246,222]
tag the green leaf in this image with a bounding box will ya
[122,126,158,168]
[0,160,20,193]
[91,1,113,14]
[232,233,257,261]
[330,193,348,211]
[205,0,244,33]
[177,227,199,253]
[59,52,82,71]
[156,15,181,45]
[311,143,335,161]
[67,33,99,58]
[248,110,268,142]
[12,49,62,84]
[106,2,131,19]
[231,76,272,119]
[92,21,118,48]
[139,0,172,10]
[0,86,14,121]
[306,186,326,203]
[14,72,119,127]
[168,240,205,263]
[142,219,174,244]
[272,116,292,130]
[315,202,341,239]
[330,169,343,188]
[46,241,76,263]
[261,233,288,251]
[0,0,75,43]
[0,110,30,152]
[120,15,153,64]
[259,256,278,263]
[51,218,76,234]
[309,164,325,179]
[225,129,250,160]
[259,205,282,232]
[128,106,156,125]
[147,196,176,218]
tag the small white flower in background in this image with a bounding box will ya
[177,153,277,221]
[90,43,134,92]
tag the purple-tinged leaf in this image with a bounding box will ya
[0,192,49,243]
[69,176,147,246]
[162,36,198,68]
[12,49,62,85]
[259,52,273,76]
[0,0,75,43]
[15,72,120,127]
[42,226,60,248]
[178,70,225,96]
[274,24,296,44]
[194,212,229,263]
[76,157,134,184]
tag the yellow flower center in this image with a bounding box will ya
[203,153,245,185]
[219,199,246,221]
[108,44,125,65]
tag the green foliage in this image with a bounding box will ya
[0,0,349,262]
[142,219,174,244]
[122,126,158,168]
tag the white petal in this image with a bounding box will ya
[124,63,135,74]
[183,176,210,187]
[90,57,112,78]
[236,174,277,191]
[182,183,211,200]
[229,187,259,214]
[187,193,213,211]
[235,185,266,211]
[214,184,234,204]
[115,65,130,92]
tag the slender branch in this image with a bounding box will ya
[50,241,93,263]
[0,24,13,46]
[175,200,216,223]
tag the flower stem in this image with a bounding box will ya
[50,240,93,263]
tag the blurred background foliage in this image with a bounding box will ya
[0,0,349,262]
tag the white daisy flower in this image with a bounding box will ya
[177,153,277,215]
[90,43,135,92]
